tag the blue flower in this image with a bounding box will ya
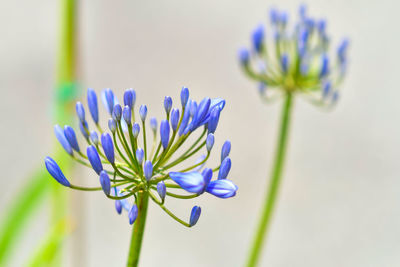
[108,118,117,133]
[87,88,99,124]
[218,157,231,179]
[90,131,99,145]
[169,172,206,194]
[180,87,189,107]
[170,108,180,131]
[144,160,153,181]
[136,148,144,165]
[87,145,103,174]
[123,105,132,125]
[64,125,80,152]
[99,170,111,195]
[160,120,170,149]
[75,102,85,123]
[139,105,147,122]
[132,123,140,138]
[221,141,231,162]
[112,104,122,121]
[252,24,265,53]
[129,205,138,225]
[206,179,238,198]
[164,96,172,115]
[206,133,214,152]
[54,125,73,155]
[45,87,237,227]
[239,5,349,106]
[189,206,201,227]
[157,181,166,201]
[124,89,136,109]
[101,133,115,164]
[44,156,70,187]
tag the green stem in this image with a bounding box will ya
[126,192,149,267]
[246,92,293,267]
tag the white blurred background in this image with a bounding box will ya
[1,0,400,266]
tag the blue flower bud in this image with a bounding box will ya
[54,125,73,155]
[206,133,214,152]
[123,105,132,125]
[218,157,231,179]
[192,97,210,129]
[144,160,153,181]
[189,206,201,227]
[269,8,279,24]
[87,88,99,124]
[90,131,99,145]
[44,156,70,187]
[169,172,206,194]
[190,101,197,118]
[75,102,85,123]
[104,88,115,114]
[332,91,339,104]
[170,108,180,131]
[101,133,115,164]
[99,170,111,195]
[317,19,326,33]
[281,54,289,73]
[64,125,80,152]
[252,24,264,53]
[299,4,307,19]
[258,82,267,95]
[123,89,134,109]
[115,200,122,214]
[108,118,117,133]
[79,121,89,140]
[280,11,288,26]
[180,87,189,108]
[179,100,191,136]
[112,104,122,121]
[136,148,144,165]
[132,123,140,138]
[319,54,329,78]
[160,119,170,149]
[206,179,238,198]
[150,117,157,133]
[87,145,103,174]
[322,81,331,98]
[164,96,172,115]
[139,105,147,121]
[238,48,250,66]
[202,168,213,187]
[221,140,231,162]
[129,205,138,225]
[157,181,166,201]
[207,106,220,134]
[337,39,349,63]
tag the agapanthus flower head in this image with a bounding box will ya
[238,5,349,108]
[45,87,238,227]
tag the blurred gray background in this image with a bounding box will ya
[1,0,400,266]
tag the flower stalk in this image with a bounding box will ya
[127,192,149,267]
[246,92,292,267]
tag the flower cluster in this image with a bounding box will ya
[238,5,349,107]
[45,87,238,227]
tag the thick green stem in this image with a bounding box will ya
[127,192,149,267]
[246,92,293,267]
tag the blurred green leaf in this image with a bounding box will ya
[26,218,72,267]
[0,152,71,267]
